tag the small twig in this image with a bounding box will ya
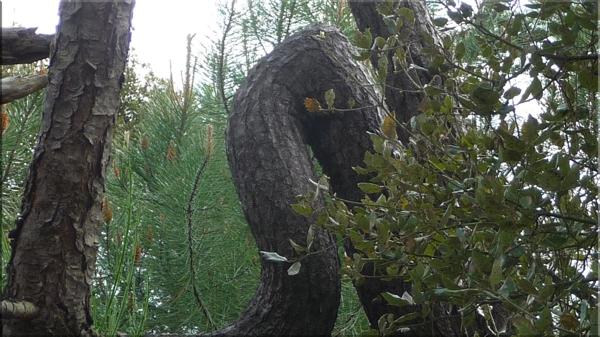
[536,211,596,226]
[217,0,237,116]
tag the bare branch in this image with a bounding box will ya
[1,75,48,104]
[1,27,53,65]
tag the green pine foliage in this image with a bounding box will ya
[93,63,260,334]
[0,63,45,293]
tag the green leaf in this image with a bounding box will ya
[354,28,372,49]
[374,36,386,49]
[358,182,383,194]
[590,306,598,336]
[440,202,453,227]
[490,255,504,287]
[381,291,414,307]
[307,224,316,251]
[377,55,388,85]
[291,203,312,217]
[447,9,463,23]
[493,3,510,11]
[537,278,555,302]
[433,17,448,27]
[324,88,335,110]
[459,3,473,18]
[535,307,552,332]
[516,277,537,294]
[289,238,306,253]
[580,71,598,91]
[522,77,543,101]
[519,195,533,209]
[531,77,543,99]
[287,261,301,276]
[424,84,444,97]
[498,277,516,297]
[397,7,415,26]
[260,251,288,263]
[513,317,536,336]
[383,17,398,34]
[455,42,465,61]
[503,86,521,99]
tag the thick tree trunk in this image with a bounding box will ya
[221,24,382,336]
[2,1,134,336]
[1,28,54,65]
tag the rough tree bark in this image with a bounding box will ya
[221,24,383,336]
[1,28,54,65]
[1,1,134,336]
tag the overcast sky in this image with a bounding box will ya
[2,0,220,83]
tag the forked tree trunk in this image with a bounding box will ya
[2,1,134,336]
[221,24,383,336]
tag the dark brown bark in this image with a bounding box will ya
[1,28,54,65]
[2,1,134,336]
[1,75,48,104]
[349,0,439,145]
[221,24,382,336]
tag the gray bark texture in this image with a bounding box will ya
[2,1,134,336]
[1,28,54,65]
[222,24,382,336]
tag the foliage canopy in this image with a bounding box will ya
[294,0,598,336]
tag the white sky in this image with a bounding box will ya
[1,0,220,83]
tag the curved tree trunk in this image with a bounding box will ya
[1,1,134,336]
[220,24,382,336]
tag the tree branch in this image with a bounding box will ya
[216,0,237,116]
[1,75,48,104]
[0,300,39,319]
[186,152,215,329]
[1,27,53,65]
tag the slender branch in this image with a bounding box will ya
[1,75,48,104]
[284,0,297,41]
[216,0,237,115]
[536,211,597,226]
[465,19,598,63]
[185,153,215,329]
[0,300,39,319]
